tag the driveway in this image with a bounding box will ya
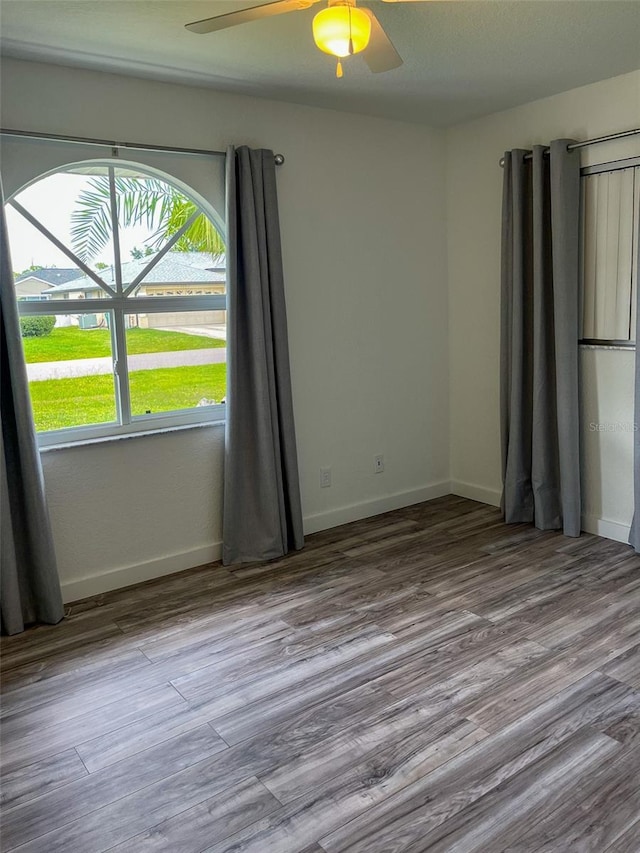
[27,348,227,381]
[157,325,227,340]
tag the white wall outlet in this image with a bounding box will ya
[374,454,385,473]
[320,467,332,488]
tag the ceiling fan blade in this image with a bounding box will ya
[186,0,321,35]
[362,9,403,73]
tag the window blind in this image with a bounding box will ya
[581,166,638,342]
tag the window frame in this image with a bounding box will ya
[9,159,227,447]
[579,154,639,350]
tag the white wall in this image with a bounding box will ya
[1,58,450,601]
[446,70,640,539]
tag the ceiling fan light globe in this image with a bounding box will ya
[312,6,371,58]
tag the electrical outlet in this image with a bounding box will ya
[374,454,384,473]
[320,467,332,488]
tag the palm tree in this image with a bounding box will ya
[70,175,225,264]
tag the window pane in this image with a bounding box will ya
[5,207,100,303]
[581,167,636,341]
[109,167,225,294]
[12,169,117,280]
[21,312,118,431]
[125,312,226,417]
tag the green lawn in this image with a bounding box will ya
[23,326,225,363]
[29,364,227,432]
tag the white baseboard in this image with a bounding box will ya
[61,542,222,603]
[303,481,452,535]
[450,479,632,546]
[61,484,451,602]
[60,484,631,603]
[450,480,502,508]
[581,514,631,545]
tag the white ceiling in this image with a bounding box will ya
[1,0,639,127]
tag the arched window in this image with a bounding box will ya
[5,159,227,444]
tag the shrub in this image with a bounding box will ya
[19,315,56,338]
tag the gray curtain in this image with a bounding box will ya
[500,139,581,537]
[222,146,304,564]
[630,220,640,553]
[1,180,64,634]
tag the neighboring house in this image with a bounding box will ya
[46,251,227,328]
[14,267,84,300]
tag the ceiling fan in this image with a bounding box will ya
[185,0,428,78]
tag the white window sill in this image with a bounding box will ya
[39,418,225,452]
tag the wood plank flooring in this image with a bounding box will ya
[2,496,640,852]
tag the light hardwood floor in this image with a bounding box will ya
[1,496,640,852]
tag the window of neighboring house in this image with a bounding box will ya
[580,159,639,346]
[6,161,227,445]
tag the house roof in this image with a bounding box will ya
[47,252,226,294]
[15,268,84,286]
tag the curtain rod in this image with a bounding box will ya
[498,127,639,168]
[0,128,285,165]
